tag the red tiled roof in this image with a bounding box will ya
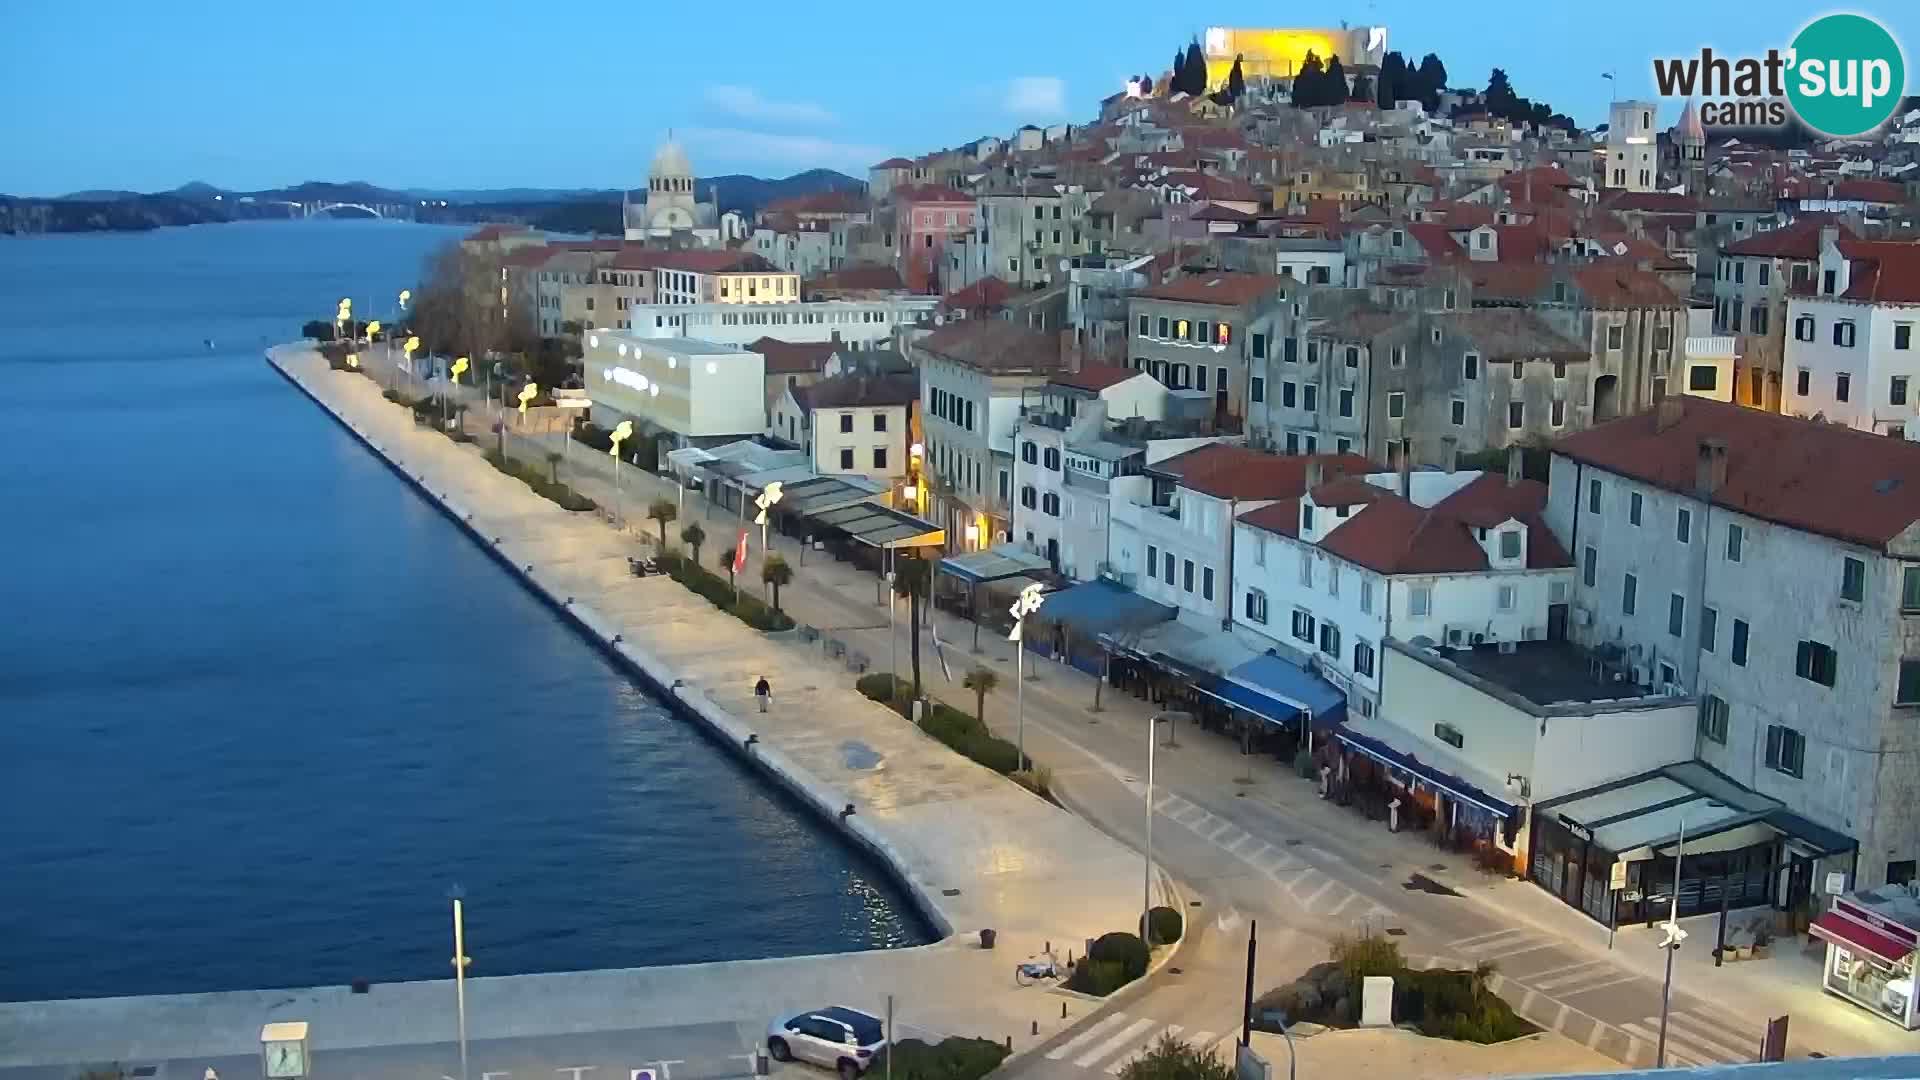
[914,319,1062,374]
[807,262,905,293]
[499,245,555,268]
[764,190,867,217]
[1237,498,1302,537]
[1791,178,1907,204]
[1304,472,1571,575]
[750,337,836,376]
[1192,203,1255,222]
[1605,191,1703,214]
[649,250,781,274]
[893,184,974,206]
[941,276,1016,311]
[464,223,534,243]
[1555,396,1920,549]
[1723,218,1853,259]
[1568,264,1682,308]
[1153,446,1375,501]
[873,157,914,169]
[1136,271,1284,307]
[1829,239,1920,303]
[1051,363,1140,393]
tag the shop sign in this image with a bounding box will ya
[1559,815,1593,842]
[1825,871,1848,896]
[1609,860,1628,891]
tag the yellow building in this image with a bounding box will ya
[1202,25,1388,85]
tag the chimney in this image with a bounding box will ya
[1506,444,1523,487]
[1654,394,1685,432]
[1441,435,1459,473]
[1696,437,1729,496]
[1820,225,1839,254]
[1397,437,1412,499]
[1306,459,1325,491]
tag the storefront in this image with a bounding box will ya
[1330,715,1522,855]
[1811,889,1920,1029]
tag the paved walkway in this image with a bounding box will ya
[0,349,1158,1072]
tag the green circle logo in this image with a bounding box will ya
[1787,14,1906,137]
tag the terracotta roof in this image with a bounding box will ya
[464,223,534,243]
[1499,165,1582,194]
[499,245,555,268]
[1465,262,1552,303]
[801,373,918,410]
[1723,218,1852,259]
[1554,396,1920,549]
[1605,191,1703,214]
[1312,307,1405,341]
[1800,178,1906,204]
[1434,309,1588,359]
[1303,472,1571,575]
[749,336,836,375]
[1160,171,1263,203]
[873,157,915,169]
[1152,446,1375,501]
[764,190,866,217]
[914,319,1063,374]
[651,249,782,274]
[1568,265,1682,308]
[1237,498,1302,537]
[1192,203,1256,222]
[1824,240,1920,304]
[1136,271,1284,307]
[941,276,1016,311]
[893,184,974,205]
[1051,364,1141,393]
[807,262,905,293]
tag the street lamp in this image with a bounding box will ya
[448,356,470,430]
[1655,799,1725,1068]
[1007,583,1046,768]
[609,420,634,529]
[754,480,784,554]
[448,885,472,1080]
[1144,710,1188,945]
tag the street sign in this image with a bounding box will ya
[1609,860,1628,891]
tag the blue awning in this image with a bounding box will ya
[1332,717,1520,820]
[1035,579,1175,639]
[1221,654,1347,727]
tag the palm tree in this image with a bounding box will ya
[892,557,931,701]
[963,665,999,724]
[646,499,677,549]
[762,554,793,611]
[718,543,739,595]
[546,450,563,486]
[681,521,706,564]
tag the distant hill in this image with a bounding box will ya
[433,169,867,234]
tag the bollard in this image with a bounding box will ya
[1005,1036,1013,1052]
[1061,1002,1067,1019]
[746,734,760,749]
[754,1053,769,1077]
[1031,1021,1038,1036]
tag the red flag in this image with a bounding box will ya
[733,530,749,575]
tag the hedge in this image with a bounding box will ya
[483,449,597,513]
[854,677,1030,777]
[867,1038,1008,1080]
[656,551,794,632]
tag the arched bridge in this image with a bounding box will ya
[306,202,387,219]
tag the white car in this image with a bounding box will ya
[766,1006,888,1080]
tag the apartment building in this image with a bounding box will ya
[648,251,799,305]
[894,185,977,294]
[771,373,917,487]
[1783,233,1920,436]
[1127,271,1282,426]
[962,185,1095,290]
[1714,218,1850,410]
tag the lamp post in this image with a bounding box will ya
[1655,799,1725,1068]
[754,481,784,555]
[609,420,634,529]
[448,357,470,431]
[448,885,471,1080]
[401,336,420,396]
[1144,710,1188,944]
[1007,583,1046,767]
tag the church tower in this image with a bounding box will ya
[1673,101,1707,196]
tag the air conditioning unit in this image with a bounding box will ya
[1572,605,1593,627]
[1470,631,1488,646]
[1498,640,1519,655]
[1524,625,1545,641]
[1445,626,1468,648]
[1662,682,1686,698]
[1631,664,1651,687]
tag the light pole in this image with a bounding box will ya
[448,885,471,1080]
[448,356,470,431]
[609,420,634,530]
[754,481,784,556]
[1655,799,1725,1068]
[1007,583,1046,767]
[1144,710,1188,944]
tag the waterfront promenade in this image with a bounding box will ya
[0,347,1159,1076]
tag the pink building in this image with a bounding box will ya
[894,185,976,295]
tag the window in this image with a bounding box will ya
[1834,320,1857,347]
[1245,588,1268,623]
[1281,381,1296,408]
[1319,622,1341,658]
[1391,346,1406,367]
[1837,373,1852,403]
[1137,314,1149,337]
[1409,584,1432,617]
[1354,641,1376,677]
[1387,392,1404,418]
[1499,530,1521,560]
[1629,492,1643,525]
[1158,316,1170,338]
[1622,573,1638,615]
[1252,332,1268,359]
[1508,401,1524,429]
[1588,479,1602,514]
[1895,377,1910,406]
[1842,557,1865,602]
[1898,660,1920,706]
[1726,523,1744,562]
[1675,507,1692,544]
[1182,559,1195,593]
[874,413,888,432]
[873,447,888,469]
[1043,447,1061,471]
[1760,262,1771,286]
[1699,695,1729,744]
[1163,552,1175,585]
[1794,315,1815,342]
[1451,399,1466,426]
[1734,262,1745,285]
[839,448,855,469]
[1752,306,1768,335]
[1299,550,1314,586]
[1689,365,1718,392]
[1197,367,1208,391]
[1338,388,1354,417]
[1668,593,1686,637]
[1251,376,1266,403]
[1303,385,1318,412]
[1512,359,1524,380]
[1732,618,1750,666]
[1021,440,1037,464]
[1433,722,1464,749]
[1345,346,1360,368]
[1795,368,1810,396]
[1146,544,1157,579]
[1203,567,1214,601]
[1359,578,1374,614]
[1497,584,1516,611]
[1765,725,1806,778]
[1463,352,1479,380]
[1550,398,1566,427]
[1898,324,1914,351]
[1283,338,1298,364]
[1795,640,1838,687]
[1583,545,1597,587]
[1903,566,1920,611]
[1019,485,1036,510]
[1291,608,1316,643]
[1607,325,1624,351]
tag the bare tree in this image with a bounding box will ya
[411,241,513,362]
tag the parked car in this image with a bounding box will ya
[766,1006,888,1080]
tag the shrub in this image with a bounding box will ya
[1330,930,1403,986]
[1010,764,1053,799]
[1146,905,1183,945]
[1294,745,1316,780]
[857,673,907,703]
[1117,1034,1233,1080]
[653,550,796,632]
[1066,959,1131,996]
[1090,931,1150,980]
[868,1037,1007,1080]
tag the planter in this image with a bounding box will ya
[1734,945,1753,961]
[1753,943,1772,959]
[979,928,996,950]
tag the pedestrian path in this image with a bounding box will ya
[1154,791,1395,927]
[1042,1011,1224,1076]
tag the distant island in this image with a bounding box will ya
[0,171,865,236]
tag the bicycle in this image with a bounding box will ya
[1015,947,1064,987]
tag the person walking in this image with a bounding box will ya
[754,676,772,713]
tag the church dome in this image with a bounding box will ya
[651,138,693,180]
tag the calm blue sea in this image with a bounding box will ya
[0,220,928,1003]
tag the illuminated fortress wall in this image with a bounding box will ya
[1201,26,1388,86]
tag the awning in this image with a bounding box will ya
[938,544,1053,585]
[772,474,885,516]
[1536,760,1856,861]
[1811,912,1915,965]
[806,500,943,549]
[1226,654,1347,727]
[1334,716,1519,819]
[1038,579,1175,640]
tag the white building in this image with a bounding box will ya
[1547,395,1920,894]
[648,251,800,306]
[623,137,742,246]
[1783,233,1920,436]
[1605,101,1658,193]
[623,298,938,350]
[771,373,918,486]
[583,330,766,445]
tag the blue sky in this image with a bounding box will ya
[1,0,1914,195]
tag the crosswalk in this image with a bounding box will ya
[1043,1012,1221,1075]
[1620,1011,1767,1069]
[1153,790,1395,926]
